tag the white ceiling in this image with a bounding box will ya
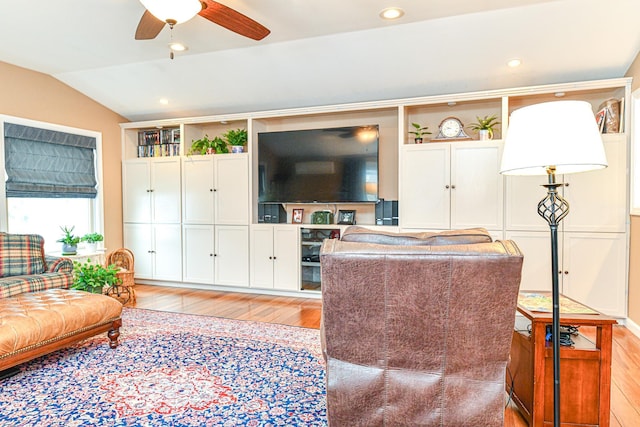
[1,0,639,122]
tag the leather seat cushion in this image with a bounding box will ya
[0,288,123,356]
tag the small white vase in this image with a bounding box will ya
[231,145,244,153]
[478,129,491,140]
[85,242,98,253]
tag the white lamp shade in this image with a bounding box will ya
[140,0,202,24]
[500,100,607,176]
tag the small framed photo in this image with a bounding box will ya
[292,208,304,224]
[337,210,356,225]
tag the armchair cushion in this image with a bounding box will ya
[0,233,46,278]
[341,225,492,246]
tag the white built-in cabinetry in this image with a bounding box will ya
[122,157,182,281]
[181,154,250,286]
[399,141,504,234]
[120,78,631,315]
[250,225,300,291]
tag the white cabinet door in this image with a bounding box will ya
[451,142,503,230]
[123,223,181,281]
[215,225,249,287]
[152,223,182,281]
[505,230,554,292]
[182,224,214,284]
[150,158,181,224]
[123,158,181,224]
[215,154,249,225]
[564,138,627,233]
[122,160,151,223]
[182,156,214,224]
[504,174,549,232]
[562,232,627,317]
[123,223,153,279]
[250,225,275,289]
[273,226,300,291]
[399,144,450,229]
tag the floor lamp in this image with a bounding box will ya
[500,100,607,426]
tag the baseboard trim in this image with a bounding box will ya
[625,317,640,339]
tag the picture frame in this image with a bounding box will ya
[292,208,304,224]
[337,209,356,225]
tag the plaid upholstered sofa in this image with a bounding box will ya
[0,233,74,299]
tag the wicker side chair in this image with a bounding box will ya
[105,248,135,304]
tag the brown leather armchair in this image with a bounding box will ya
[320,227,523,426]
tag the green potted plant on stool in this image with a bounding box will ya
[58,225,80,255]
[72,260,121,294]
[469,115,500,140]
[223,128,248,153]
[408,123,431,143]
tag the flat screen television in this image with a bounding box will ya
[258,125,379,203]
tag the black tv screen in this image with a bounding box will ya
[258,125,379,203]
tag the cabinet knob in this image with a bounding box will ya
[268,256,273,260]
[209,253,214,257]
[273,256,277,260]
[214,253,218,257]
[565,183,570,187]
[213,189,217,192]
[564,271,569,275]
[210,189,214,192]
[451,185,456,189]
[149,189,154,192]
[445,185,450,189]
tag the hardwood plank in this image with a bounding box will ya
[129,284,640,426]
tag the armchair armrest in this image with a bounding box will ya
[45,256,74,274]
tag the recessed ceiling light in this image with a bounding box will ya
[507,58,522,68]
[169,42,188,52]
[379,7,405,20]
[159,98,169,105]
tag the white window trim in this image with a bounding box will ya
[0,114,104,234]
[632,89,640,216]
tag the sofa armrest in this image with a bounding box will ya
[45,256,74,274]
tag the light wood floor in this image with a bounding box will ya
[130,284,640,426]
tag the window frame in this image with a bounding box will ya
[0,115,104,243]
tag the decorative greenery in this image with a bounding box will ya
[408,122,432,139]
[469,115,500,139]
[57,226,80,246]
[187,135,228,155]
[72,260,121,294]
[81,232,103,243]
[223,128,248,146]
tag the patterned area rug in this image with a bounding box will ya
[0,308,326,426]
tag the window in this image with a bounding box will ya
[2,118,103,253]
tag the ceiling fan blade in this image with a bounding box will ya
[135,10,166,40]
[199,0,270,41]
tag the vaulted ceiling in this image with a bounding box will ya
[1,0,639,121]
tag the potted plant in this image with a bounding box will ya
[81,232,103,253]
[223,128,248,153]
[57,225,81,255]
[469,115,500,140]
[72,260,121,294]
[187,135,228,155]
[408,122,431,143]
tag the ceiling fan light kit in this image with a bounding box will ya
[139,0,203,24]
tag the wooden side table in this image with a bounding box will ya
[507,292,617,427]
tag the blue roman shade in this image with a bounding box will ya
[4,123,97,198]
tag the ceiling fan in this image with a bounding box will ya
[135,0,270,41]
